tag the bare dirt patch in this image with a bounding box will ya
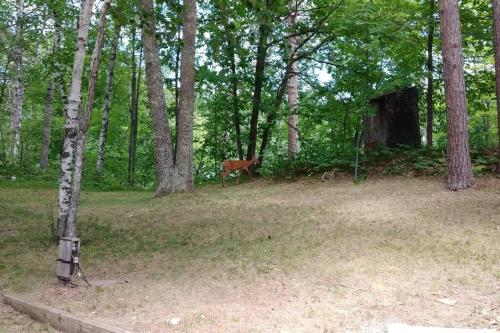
[1,177,499,332]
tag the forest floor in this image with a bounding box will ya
[0,176,499,332]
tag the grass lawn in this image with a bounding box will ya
[0,176,499,332]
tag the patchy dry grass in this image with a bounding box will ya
[0,301,60,332]
[0,176,499,332]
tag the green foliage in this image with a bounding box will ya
[0,0,499,189]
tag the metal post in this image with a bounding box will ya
[354,131,362,183]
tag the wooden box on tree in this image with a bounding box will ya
[56,237,80,285]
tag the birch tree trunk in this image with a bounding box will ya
[493,0,500,174]
[175,0,197,192]
[96,27,120,174]
[426,0,435,147]
[0,57,11,110]
[40,21,62,171]
[287,0,299,159]
[439,0,474,190]
[57,0,95,238]
[10,0,24,161]
[67,0,112,230]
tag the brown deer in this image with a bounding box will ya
[220,156,259,187]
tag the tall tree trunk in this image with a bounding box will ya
[128,27,140,186]
[247,20,270,159]
[11,0,24,161]
[287,0,299,159]
[140,0,177,194]
[439,0,474,190]
[96,27,120,174]
[57,0,95,238]
[0,57,10,108]
[493,0,500,174]
[67,0,112,229]
[426,0,435,147]
[140,0,196,194]
[174,27,181,152]
[175,0,196,192]
[40,20,62,171]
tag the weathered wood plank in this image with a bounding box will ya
[2,293,131,333]
[56,238,74,282]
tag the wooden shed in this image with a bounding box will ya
[364,87,421,148]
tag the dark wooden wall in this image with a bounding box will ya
[365,87,421,148]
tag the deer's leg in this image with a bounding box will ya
[236,170,240,185]
[244,168,252,178]
[220,170,228,188]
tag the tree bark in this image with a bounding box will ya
[247,18,270,160]
[10,0,24,161]
[287,0,299,159]
[174,0,197,192]
[426,0,435,148]
[57,0,96,238]
[140,0,179,194]
[139,0,196,194]
[174,27,181,153]
[128,27,140,186]
[96,27,120,174]
[493,0,500,174]
[67,0,112,229]
[439,0,474,190]
[0,57,10,108]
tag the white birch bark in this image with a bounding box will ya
[67,0,112,230]
[57,0,96,238]
[10,0,24,161]
[287,0,299,159]
[96,28,120,174]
